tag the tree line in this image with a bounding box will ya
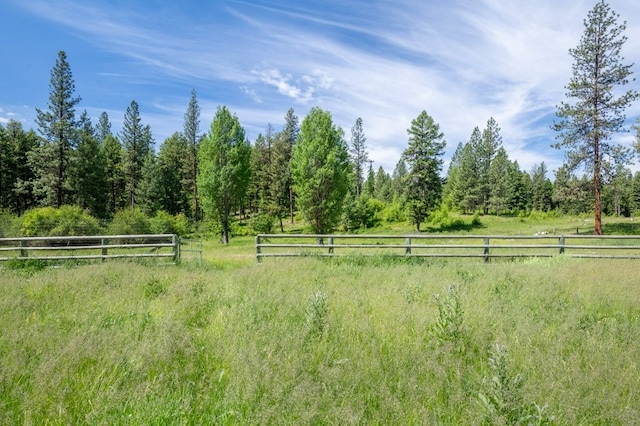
[2,1,640,238]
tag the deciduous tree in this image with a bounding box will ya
[290,107,351,234]
[198,106,251,244]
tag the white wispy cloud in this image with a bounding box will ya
[5,0,640,174]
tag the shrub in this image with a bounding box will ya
[381,201,407,224]
[108,208,151,235]
[20,205,102,236]
[250,214,277,234]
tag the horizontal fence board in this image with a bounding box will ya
[255,234,640,262]
[0,234,179,263]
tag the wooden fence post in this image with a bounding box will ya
[172,235,180,262]
[101,238,108,261]
[328,237,334,255]
[19,240,27,258]
[405,237,411,255]
[256,235,262,263]
[483,237,490,263]
[559,236,565,255]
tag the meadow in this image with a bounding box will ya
[1,214,639,424]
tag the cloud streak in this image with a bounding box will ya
[4,0,640,174]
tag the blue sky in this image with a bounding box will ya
[2,0,640,175]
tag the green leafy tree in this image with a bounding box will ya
[402,110,446,231]
[632,171,640,213]
[553,1,638,234]
[198,106,251,244]
[70,111,108,218]
[121,100,154,208]
[290,107,351,234]
[33,50,81,208]
[183,89,202,220]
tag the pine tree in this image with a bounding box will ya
[553,1,638,234]
[283,108,299,223]
[183,89,202,220]
[33,50,81,208]
[157,132,190,216]
[121,100,154,208]
[349,117,369,197]
[488,147,512,215]
[70,111,108,218]
[402,110,446,231]
[102,134,126,215]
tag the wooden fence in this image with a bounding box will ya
[255,234,640,262]
[0,234,180,262]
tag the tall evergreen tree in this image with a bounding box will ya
[136,152,163,215]
[349,117,369,197]
[391,158,408,201]
[402,110,446,231]
[488,147,512,215]
[458,129,483,213]
[157,132,191,216]
[530,162,553,211]
[479,117,502,213]
[183,89,202,220]
[553,1,638,234]
[121,100,154,208]
[3,121,38,213]
[290,107,351,234]
[198,106,252,244]
[33,50,81,208]
[70,111,108,218]
[95,111,112,145]
[269,131,294,231]
[283,108,299,223]
[101,134,126,215]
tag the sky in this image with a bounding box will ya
[2,0,640,175]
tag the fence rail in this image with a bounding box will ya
[255,234,640,262]
[0,234,180,262]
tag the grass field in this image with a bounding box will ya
[1,215,640,424]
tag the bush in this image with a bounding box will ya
[381,201,407,224]
[250,214,277,234]
[0,210,20,238]
[149,211,192,236]
[108,208,151,235]
[20,206,102,236]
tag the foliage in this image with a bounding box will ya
[108,208,151,235]
[198,106,251,244]
[149,211,191,236]
[304,291,329,338]
[20,205,102,236]
[250,214,277,234]
[121,100,154,208]
[32,50,81,208]
[402,110,446,231]
[290,107,351,234]
[553,1,638,234]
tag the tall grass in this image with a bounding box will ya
[1,257,639,424]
